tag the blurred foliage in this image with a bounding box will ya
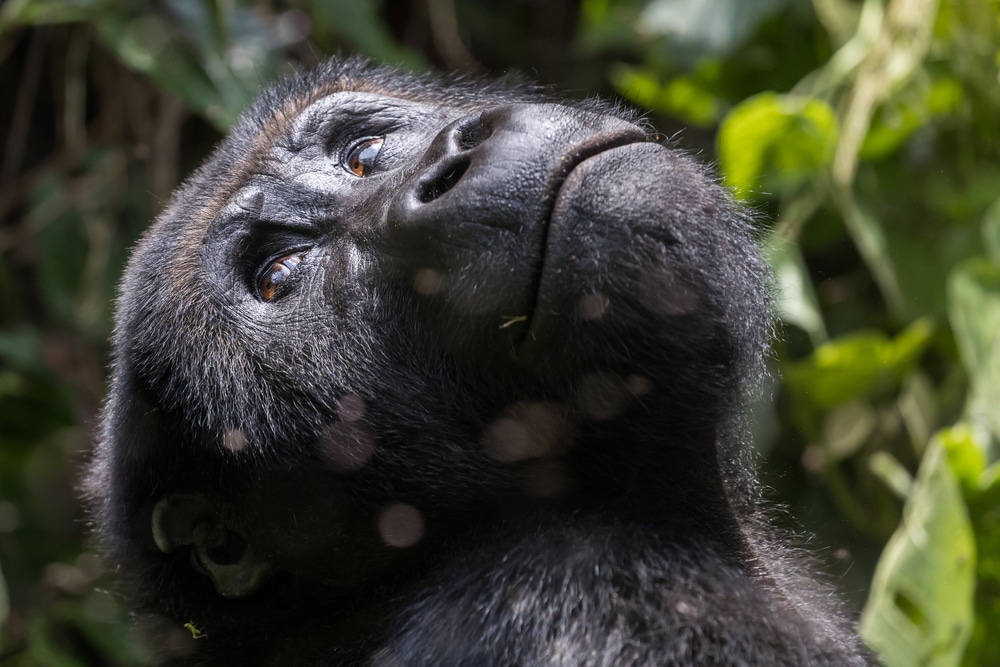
[0,0,997,665]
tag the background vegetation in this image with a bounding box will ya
[0,0,997,665]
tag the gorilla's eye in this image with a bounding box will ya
[258,253,303,301]
[344,137,384,177]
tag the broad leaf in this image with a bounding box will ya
[718,93,838,198]
[784,319,933,411]
[860,437,975,667]
[948,259,1000,445]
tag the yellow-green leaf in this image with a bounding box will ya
[860,439,975,667]
[718,93,838,198]
[948,259,1000,445]
[784,319,934,410]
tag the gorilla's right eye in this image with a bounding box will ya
[258,253,303,301]
[344,137,384,177]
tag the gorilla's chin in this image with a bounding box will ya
[520,143,673,358]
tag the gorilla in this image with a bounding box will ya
[86,58,873,665]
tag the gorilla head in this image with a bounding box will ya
[86,58,871,665]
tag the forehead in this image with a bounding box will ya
[285,91,460,146]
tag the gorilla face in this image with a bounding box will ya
[85,59,868,666]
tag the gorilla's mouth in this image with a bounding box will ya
[518,135,654,362]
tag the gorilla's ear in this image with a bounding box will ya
[152,494,272,599]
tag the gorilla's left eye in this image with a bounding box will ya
[344,137,384,177]
[258,253,303,301]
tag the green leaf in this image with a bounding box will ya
[658,76,722,126]
[821,400,877,461]
[3,1,284,129]
[934,426,1000,667]
[860,439,975,667]
[965,463,1000,667]
[938,425,987,495]
[860,77,964,161]
[859,103,924,161]
[784,319,934,411]
[610,65,722,126]
[869,451,914,500]
[609,66,661,108]
[93,21,222,127]
[0,0,106,30]
[948,258,1000,446]
[93,2,285,130]
[718,93,838,198]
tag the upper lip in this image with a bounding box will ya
[539,129,651,214]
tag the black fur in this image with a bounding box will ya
[86,57,873,665]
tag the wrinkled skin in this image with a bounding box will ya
[86,59,873,665]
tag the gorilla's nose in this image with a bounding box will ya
[386,103,645,251]
[409,112,494,205]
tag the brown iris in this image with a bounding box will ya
[258,254,303,301]
[345,137,384,177]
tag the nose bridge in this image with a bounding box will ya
[405,110,496,208]
[421,102,590,168]
[419,110,494,168]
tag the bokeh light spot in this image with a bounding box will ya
[338,393,366,422]
[413,268,444,295]
[625,374,654,396]
[483,402,575,462]
[222,429,247,453]
[579,292,609,320]
[641,266,699,316]
[377,503,426,548]
[320,421,376,473]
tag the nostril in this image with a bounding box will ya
[419,158,470,204]
[457,120,493,151]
